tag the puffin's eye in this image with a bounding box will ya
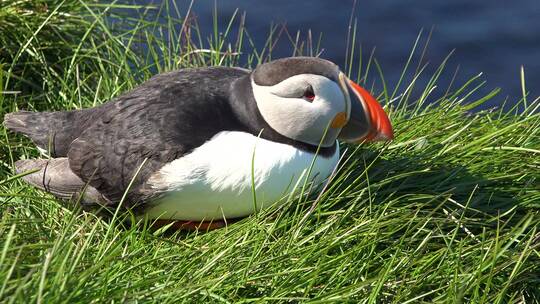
[302,85,315,102]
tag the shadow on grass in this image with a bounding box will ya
[321,147,529,233]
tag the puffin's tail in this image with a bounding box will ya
[15,158,105,204]
[4,110,90,157]
[3,111,44,135]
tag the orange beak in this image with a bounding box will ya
[338,73,394,143]
[348,80,394,142]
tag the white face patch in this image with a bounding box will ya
[252,74,349,147]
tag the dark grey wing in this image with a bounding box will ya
[14,158,107,205]
[67,67,248,206]
[68,101,183,205]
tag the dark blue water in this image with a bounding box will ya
[134,0,540,109]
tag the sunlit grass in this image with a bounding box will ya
[0,1,539,302]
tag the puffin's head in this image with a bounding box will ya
[251,57,393,147]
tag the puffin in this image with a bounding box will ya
[4,57,393,229]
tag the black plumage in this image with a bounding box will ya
[252,57,339,86]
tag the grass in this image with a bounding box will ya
[1,1,539,302]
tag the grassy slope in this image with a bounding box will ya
[1,1,539,303]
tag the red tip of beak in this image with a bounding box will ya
[349,80,394,142]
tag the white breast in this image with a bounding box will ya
[144,131,340,221]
